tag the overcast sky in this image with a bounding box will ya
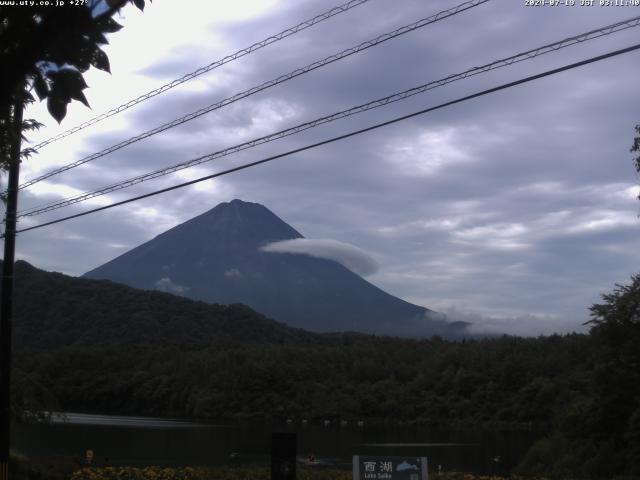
[13,0,640,335]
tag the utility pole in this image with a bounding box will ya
[0,82,24,480]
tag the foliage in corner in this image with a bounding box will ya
[517,275,640,479]
[587,274,640,476]
[0,0,150,170]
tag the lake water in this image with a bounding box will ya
[13,413,540,475]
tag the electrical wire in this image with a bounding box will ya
[12,42,640,236]
[19,0,490,190]
[29,0,373,151]
[17,13,640,218]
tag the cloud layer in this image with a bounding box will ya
[12,0,640,335]
[154,277,190,294]
[261,238,378,276]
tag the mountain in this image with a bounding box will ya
[84,199,469,337]
[7,260,322,350]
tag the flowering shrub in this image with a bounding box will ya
[70,467,551,480]
[71,467,202,480]
[70,467,357,480]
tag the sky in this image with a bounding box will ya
[12,0,640,336]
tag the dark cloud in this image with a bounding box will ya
[14,0,640,335]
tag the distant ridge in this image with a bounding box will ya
[84,199,470,338]
[7,260,321,350]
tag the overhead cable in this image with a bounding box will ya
[30,0,373,151]
[17,14,640,218]
[13,42,640,236]
[19,0,490,190]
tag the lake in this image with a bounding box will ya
[13,413,541,475]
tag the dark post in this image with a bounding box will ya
[0,84,24,480]
[271,432,296,480]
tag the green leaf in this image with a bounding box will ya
[65,69,88,90]
[21,119,44,132]
[47,96,68,123]
[71,89,90,108]
[91,48,110,73]
[49,69,91,108]
[49,69,87,93]
[92,31,109,45]
[20,148,38,160]
[33,73,49,101]
[98,17,123,34]
[23,90,35,104]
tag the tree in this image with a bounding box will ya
[1,0,152,190]
[587,275,640,474]
[0,0,151,121]
[0,1,149,477]
[516,126,640,478]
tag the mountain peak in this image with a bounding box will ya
[155,199,303,246]
[213,198,260,211]
[229,198,252,206]
[84,200,467,337]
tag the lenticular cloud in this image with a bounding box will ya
[261,238,378,276]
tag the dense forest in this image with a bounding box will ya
[7,262,640,478]
[8,260,322,348]
[13,334,591,426]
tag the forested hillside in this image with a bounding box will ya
[14,334,591,427]
[8,260,322,348]
[8,259,640,478]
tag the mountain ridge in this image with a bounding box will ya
[6,259,324,350]
[84,199,470,338]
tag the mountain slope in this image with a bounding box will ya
[84,199,468,337]
[7,260,322,350]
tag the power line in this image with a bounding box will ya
[29,0,372,152]
[18,14,640,218]
[19,0,490,190]
[13,42,640,236]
